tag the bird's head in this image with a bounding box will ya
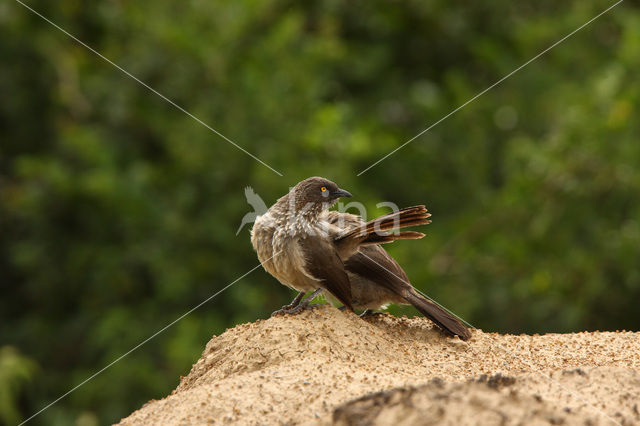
[289,177,352,213]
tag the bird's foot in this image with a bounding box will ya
[271,299,319,316]
[271,304,298,317]
[271,289,324,317]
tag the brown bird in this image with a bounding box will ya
[250,177,471,340]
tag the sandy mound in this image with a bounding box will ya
[332,369,640,425]
[118,306,639,425]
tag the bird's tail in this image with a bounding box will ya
[336,205,431,245]
[404,290,472,341]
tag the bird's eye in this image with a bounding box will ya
[321,186,327,192]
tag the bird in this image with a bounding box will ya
[250,176,471,340]
[236,186,268,235]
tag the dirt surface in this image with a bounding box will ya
[118,306,639,425]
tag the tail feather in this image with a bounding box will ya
[360,231,425,245]
[337,205,431,242]
[404,291,471,341]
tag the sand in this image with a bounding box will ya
[117,306,640,425]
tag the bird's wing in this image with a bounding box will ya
[344,245,411,295]
[345,245,471,340]
[245,186,268,213]
[321,210,363,229]
[298,236,353,311]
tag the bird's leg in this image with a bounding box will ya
[287,288,324,314]
[286,291,307,309]
[271,291,306,316]
[272,289,324,316]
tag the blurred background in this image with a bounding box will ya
[1,0,639,424]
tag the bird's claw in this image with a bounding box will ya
[271,288,325,317]
[271,303,309,317]
[271,301,329,317]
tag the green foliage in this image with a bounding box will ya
[0,347,38,425]
[1,0,638,424]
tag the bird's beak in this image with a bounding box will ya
[331,188,352,199]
